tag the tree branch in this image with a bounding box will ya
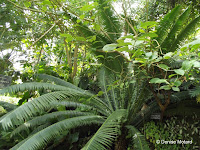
[28,22,57,49]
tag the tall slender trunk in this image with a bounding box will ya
[71,44,79,80]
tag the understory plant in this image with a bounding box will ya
[141,114,200,150]
[101,5,200,119]
[0,69,153,150]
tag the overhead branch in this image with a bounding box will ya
[6,0,53,14]
[71,44,79,79]
[28,22,58,49]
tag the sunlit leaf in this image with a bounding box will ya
[174,69,185,75]
[158,64,170,71]
[159,85,171,90]
[149,78,169,84]
[163,52,173,59]
[103,44,118,51]
[172,87,180,92]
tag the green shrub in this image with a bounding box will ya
[141,114,200,150]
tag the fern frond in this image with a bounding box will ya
[52,100,109,115]
[10,135,32,150]
[97,0,121,41]
[0,101,17,111]
[189,86,200,97]
[11,111,93,137]
[36,74,84,92]
[82,109,127,150]
[98,67,116,111]
[128,81,151,119]
[161,6,191,51]
[52,101,94,110]
[126,125,150,150]
[0,82,69,95]
[12,115,104,150]
[29,123,51,136]
[0,90,87,130]
[155,5,182,45]
[170,15,200,51]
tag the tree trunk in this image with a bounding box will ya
[115,131,127,150]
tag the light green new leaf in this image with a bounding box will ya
[174,80,182,87]
[181,39,200,50]
[172,87,180,92]
[174,69,185,76]
[181,60,193,71]
[103,44,118,51]
[159,85,171,90]
[149,78,169,84]
[191,61,200,68]
[158,64,170,71]
[163,52,173,59]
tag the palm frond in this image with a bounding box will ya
[126,125,150,150]
[29,123,51,136]
[58,95,112,116]
[11,111,93,137]
[36,74,84,92]
[12,115,104,150]
[155,5,182,45]
[189,86,200,97]
[98,67,116,111]
[161,6,191,51]
[170,15,200,51]
[0,82,69,95]
[128,80,151,119]
[97,0,121,41]
[82,109,127,150]
[10,135,33,150]
[10,123,51,150]
[52,101,94,110]
[0,90,88,130]
[0,101,17,112]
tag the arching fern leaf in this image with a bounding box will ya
[12,115,104,150]
[82,109,127,150]
[126,125,150,150]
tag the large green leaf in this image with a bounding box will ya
[0,90,84,130]
[149,78,169,84]
[82,109,127,150]
[0,82,69,95]
[174,69,185,75]
[98,67,119,111]
[11,115,104,150]
[161,6,191,51]
[11,111,93,137]
[36,74,84,92]
[155,5,182,45]
[93,50,129,77]
[170,15,200,51]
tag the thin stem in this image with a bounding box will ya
[6,0,53,14]
[28,22,58,49]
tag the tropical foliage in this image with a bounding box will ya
[1,0,200,149]
[0,70,152,149]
